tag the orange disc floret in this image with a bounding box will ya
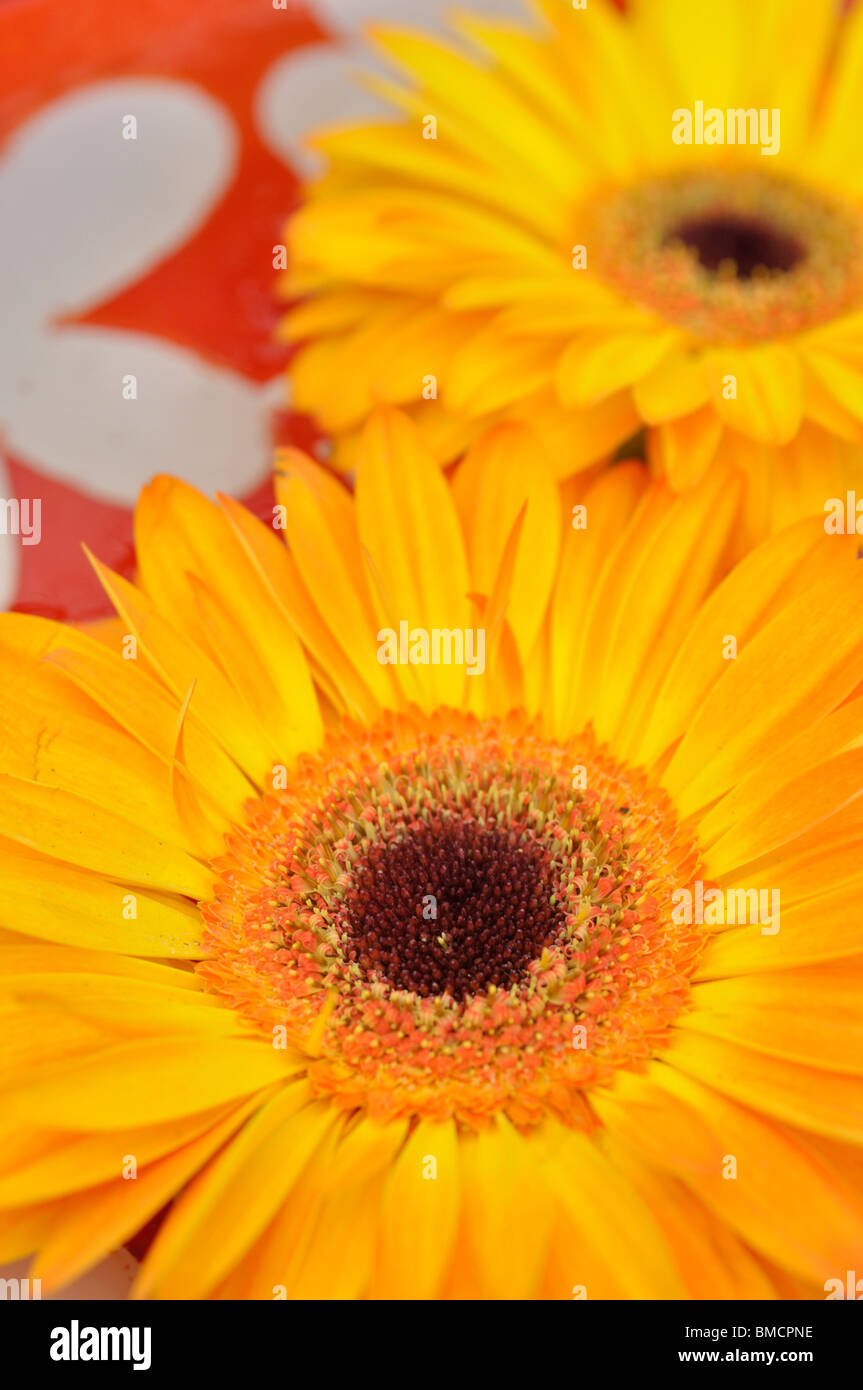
[198,711,707,1129]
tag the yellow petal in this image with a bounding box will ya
[537,1123,686,1298]
[697,694,863,847]
[458,422,560,665]
[0,1037,298,1129]
[274,450,395,708]
[704,749,863,878]
[591,464,741,752]
[0,1104,244,1206]
[695,881,863,977]
[460,1118,553,1299]
[598,1128,776,1299]
[0,633,216,857]
[0,774,210,898]
[661,538,863,816]
[88,555,275,782]
[220,492,381,723]
[707,346,803,445]
[650,405,723,490]
[595,1063,863,1285]
[550,463,649,735]
[447,328,559,417]
[633,346,711,423]
[636,516,826,768]
[42,634,252,825]
[372,1119,460,1298]
[135,1086,335,1299]
[684,962,863,1072]
[663,1031,863,1143]
[556,328,679,408]
[35,1098,262,1293]
[355,407,472,710]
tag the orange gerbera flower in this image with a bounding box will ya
[0,409,861,1299]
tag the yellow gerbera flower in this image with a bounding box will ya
[1,408,862,1299]
[281,0,863,542]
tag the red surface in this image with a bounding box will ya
[0,0,333,619]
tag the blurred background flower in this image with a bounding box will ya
[283,0,863,551]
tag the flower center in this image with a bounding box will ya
[666,212,805,278]
[589,169,863,343]
[197,713,708,1127]
[341,818,564,1000]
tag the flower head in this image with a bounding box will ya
[1,408,862,1299]
[282,0,863,540]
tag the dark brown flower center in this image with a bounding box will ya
[339,816,564,1000]
[666,212,805,278]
